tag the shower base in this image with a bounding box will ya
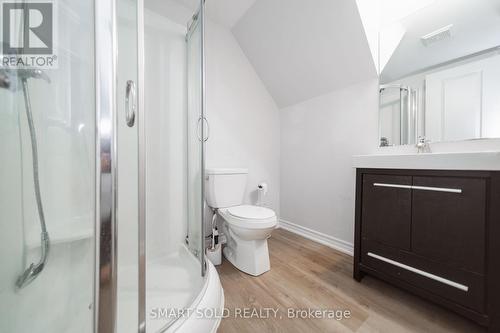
[117,245,224,333]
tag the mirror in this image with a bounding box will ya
[378,0,500,147]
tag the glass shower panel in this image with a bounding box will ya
[379,86,417,147]
[116,0,140,332]
[186,2,206,274]
[0,0,96,332]
[379,87,402,146]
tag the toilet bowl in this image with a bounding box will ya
[218,205,277,276]
[205,168,277,276]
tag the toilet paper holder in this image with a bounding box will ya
[257,182,268,206]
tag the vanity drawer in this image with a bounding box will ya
[361,240,486,314]
[361,174,412,250]
[411,176,487,274]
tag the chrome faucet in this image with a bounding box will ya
[416,136,430,153]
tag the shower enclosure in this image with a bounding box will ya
[379,85,418,146]
[0,0,222,332]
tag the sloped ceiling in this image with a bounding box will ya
[381,0,500,83]
[205,0,257,28]
[232,0,377,108]
[159,0,257,29]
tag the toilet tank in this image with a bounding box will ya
[205,168,248,208]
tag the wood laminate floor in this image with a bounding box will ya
[216,228,486,333]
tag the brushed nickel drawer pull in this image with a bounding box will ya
[411,185,462,193]
[367,252,469,292]
[373,183,412,189]
[373,183,462,193]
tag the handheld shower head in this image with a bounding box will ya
[16,231,50,289]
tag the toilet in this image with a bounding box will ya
[205,168,277,276]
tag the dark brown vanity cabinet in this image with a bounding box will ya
[354,169,500,331]
[361,174,412,250]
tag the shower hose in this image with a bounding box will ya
[16,78,50,289]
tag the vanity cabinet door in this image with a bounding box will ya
[411,176,487,274]
[361,174,412,250]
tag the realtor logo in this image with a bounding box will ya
[1,1,57,68]
[3,2,53,54]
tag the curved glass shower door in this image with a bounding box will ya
[116,0,141,332]
[143,0,207,330]
[0,0,96,331]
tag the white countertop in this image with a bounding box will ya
[352,151,500,170]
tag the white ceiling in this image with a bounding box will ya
[232,0,377,108]
[148,0,378,108]
[381,0,500,83]
[205,0,257,28]
[157,0,257,28]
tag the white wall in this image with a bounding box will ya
[280,79,379,249]
[205,20,281,226]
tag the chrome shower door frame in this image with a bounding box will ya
[186,0,207,278]
[95,0,117,331]
[138,0,146,331]
[95,0,146,332]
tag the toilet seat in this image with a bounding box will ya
[227,205,275,219]
[219,205,277,230]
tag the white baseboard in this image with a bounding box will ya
[278,219,354,256]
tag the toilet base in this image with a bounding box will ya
[223,237,271,276]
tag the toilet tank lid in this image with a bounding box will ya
[205,168,248,175]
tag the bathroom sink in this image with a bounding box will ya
[352,151,500,170]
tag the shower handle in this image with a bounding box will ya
[197,116,209,142]
[125,80,136,127]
